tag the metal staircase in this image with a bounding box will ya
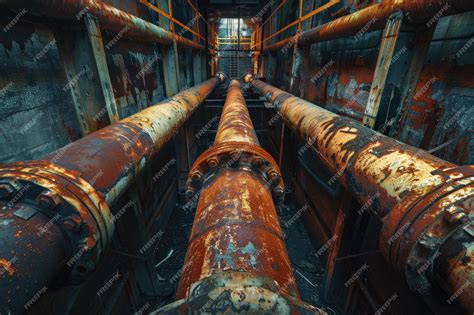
[229,44,240,79]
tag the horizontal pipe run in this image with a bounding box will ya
[0,0,204,50]
[0,74,224,313]
[264,0,474,51]
[43,74,225,204]
[244,74,474,313]
[214,80,260,145]
[161,80,322,313]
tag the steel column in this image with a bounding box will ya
[362,13,436,130]
[156,80,324,314]
[244,74,474,313]
[0,75,224,313]
[193,51,203,85]
[84,15,120,124]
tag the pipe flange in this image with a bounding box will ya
[242,72,255,83]
[215,72,227,82]
[185,141,285,203]
[380,165,474,294]
[155,272,325,314]
[0,161,114,284]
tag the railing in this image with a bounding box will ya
[140,0,207,42]
[252,0,340,50]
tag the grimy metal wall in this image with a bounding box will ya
[257,0,474,314]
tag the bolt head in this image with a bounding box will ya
[190,171,202,182]
[185,189,194,198]
[0,180,22,199]
[253,157,264,166]
[207,158,219,168]
[0,184,14,199]
[274,186,284,194]
[36,191,62,210]
[267,170,279,179]
[444,206,467,224]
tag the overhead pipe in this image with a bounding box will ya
[244,73,474,313]
[155,80,324,314]
[264,0,474,51]
[0,74,225,313]
[0,0,204,50]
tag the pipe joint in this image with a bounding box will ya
[242,72,255,84]
[185,141,285,203]
[380,166,474,298]
[155,272,325,314]
[215,72,227,82]
[0,161,114,284]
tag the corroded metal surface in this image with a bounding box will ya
[245,74,474,313]
[158,272,324,314]
[0,75,223,313]
[43,75,223,204]
[0,0,204,50]
[264,0,474,51]
[168,80,323,314]
[178,169,297,298]
[215,80,259,145]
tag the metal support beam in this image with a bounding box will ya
[193,51,203,85]
[362,13,435,131]
[84,15,120,124]
[201,51,207,82]
[244,74,474,313]
[0,75,224,313]
[289,46,307,97]
[58,23,113,135]
[267,51,277,85]
[362,12,404,128]
[161,43,181,97]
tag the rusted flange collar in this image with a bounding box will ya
[0,161,114,283]
[215,72,227,82]
[186,141,285,203]
[243,72,255,84]
[380,165,474,295]
[153,272,326,314]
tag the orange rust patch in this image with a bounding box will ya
[0,259,16,276]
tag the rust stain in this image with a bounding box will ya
[0,258,16,276]
[176,80,299,303]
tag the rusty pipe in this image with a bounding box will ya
[264,0,474,51]
[0,0,204,50]
[0,74,224,313]
[214,80,260,145]
[244,74,474,313]
[156,80,323,314]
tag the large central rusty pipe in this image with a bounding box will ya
[265,0,474,51]
[0,74,224,313]
[0,0,204,50]
[156,80,323,314]
[244,74,474,313]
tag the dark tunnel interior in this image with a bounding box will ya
[0,1,473,314]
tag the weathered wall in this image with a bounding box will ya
[0,0,200,163]
[265,1,473,165]
[0,19,80,162]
